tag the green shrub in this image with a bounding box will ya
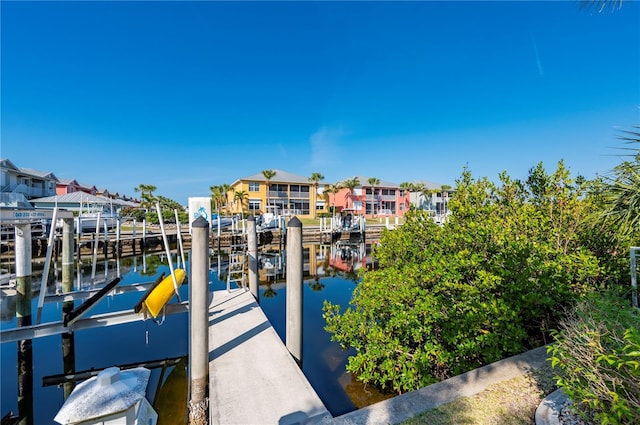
[548,290,640,424]
[324,164,625,394]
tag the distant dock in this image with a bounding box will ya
[0,223,388,263]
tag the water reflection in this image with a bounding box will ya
[1,239,389,422]
[250,239,391,415]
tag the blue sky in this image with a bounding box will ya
[2,1,638,205]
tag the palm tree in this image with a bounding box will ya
[209,185,225,217]
[341,177,360,210]
[262,169,276,213]
[324,183,341,214]
[233,190,248,216]
[308,172,325,219]
[221,183,232,215]
[400,181,423,211]
[133,183,157,210]
[419,185,438,212]
[600,128,640,237]
[368,177,380,216]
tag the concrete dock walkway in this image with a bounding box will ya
[208,288,331,425]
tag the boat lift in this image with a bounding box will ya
[0,207,189,344]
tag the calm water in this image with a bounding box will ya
[0,240,385,423]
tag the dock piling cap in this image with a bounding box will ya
[54,367,151,424]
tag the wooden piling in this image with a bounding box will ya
[15,223,34,424]
[61,217,76,399]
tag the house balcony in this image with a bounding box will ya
[289,191,309,199]
[10,183,51,199]
[268,190,289,199]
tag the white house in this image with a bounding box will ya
[1,158,59,202]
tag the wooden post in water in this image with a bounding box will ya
[61,218,76,399]
[247,216,259,302]
[286,217,303,365]
[15,223,34,424]
[189,216,209,422]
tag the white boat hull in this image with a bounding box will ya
[75,213,119,233]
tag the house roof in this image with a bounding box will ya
[234,169,312,185]
[1,159,58,180]
[0,158,19,171]
[338,176,400,188]
[414,180,454,190]
[31,192,139,207]
[57,178,79,186]
[17,167,59,181]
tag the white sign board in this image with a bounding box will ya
[0,208,73,223]
[188,197,211,233]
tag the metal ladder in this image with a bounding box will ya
[226,239,247,292]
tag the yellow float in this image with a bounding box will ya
[138,269,186,319]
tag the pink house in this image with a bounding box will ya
[56,178,97,196]
[326,176,410,218]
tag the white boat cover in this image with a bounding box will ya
[53,366,151,424]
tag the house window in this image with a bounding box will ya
[249,182,260,192]
[248,199,261,212]
[289,200,309,215]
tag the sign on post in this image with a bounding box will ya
[188,197,211,233]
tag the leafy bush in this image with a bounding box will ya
[324,163,626,394]
[548,291,640,425]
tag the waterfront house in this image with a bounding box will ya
[407,180,454,216]
[229,170,325,218]
[56,178,82,195]
[330,176,410,218]
[1,158,59,202]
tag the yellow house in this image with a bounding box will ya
[229,170,326,217]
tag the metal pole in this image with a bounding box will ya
[286,217,303,365]
[155,203,179,297]
[247,216,259,302]
[116,216,121,248]
[36,207,59,323]
[132,218,137,255]
[142,219,147,251]
[189,216,209,421]
[91,212,101,280]
[175,209,186,269]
